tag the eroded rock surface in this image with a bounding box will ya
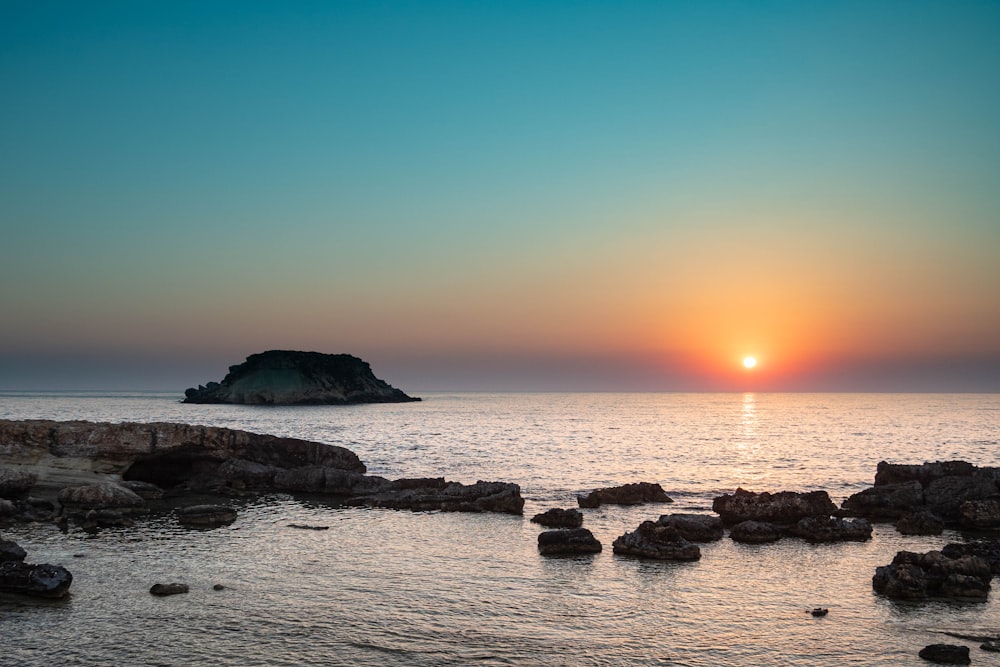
[656,514,724,542]
[537,528,602,555]
[577,482,672,508]
[531,508,584,528]
[712,488,836,525]
[873,550,993,601]
[612,521,701,560]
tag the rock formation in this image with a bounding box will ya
[873,549,993,601]
[655,514,724,542]
[183,350,419,405]
[612,521,701,560]
[531,508,584,528]
[729,520,783,544]
[712,488,836,525]
[0,535,72,598]
[917,644,971,664]
[537,528,602,555]
[577,482,672,508]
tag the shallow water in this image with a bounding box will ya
[2,392,999,665]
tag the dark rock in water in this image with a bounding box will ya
[120,480,164,500]
[959,499,1000,529]
[918,644,970,664]
[896,510,945,535]
[981,640,1000,652]
[537,528,602,555]
[790,516,872,543]
[712,488,836,525]
[810,607,828,617]
[577,482,672,508]
[288,523,329,530]
[0,561,73,598]
[176,504,237,527]
[941,540,1000,575]
[150,582,189,596]
[875,460,979,487]
[531,508,583,528]
[729,520,783,544]
[0,538,27,562]
[58,483,149,528]
[841,481,924,520]
[873,550,993,600]
[182,350,420,405]
[0,469,37,499]
[655,513,724,542]
[348,479,524,515]
[213,583,226,591]
[924,474,999,521]
[612,521,701,560]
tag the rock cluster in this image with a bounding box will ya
[612,521,701,561]
[873,549,993,600]
[710,488,868,545]
[0,535,72,598]
[655,514,724,542]
[577,482,672,508]
[183,350,420,405]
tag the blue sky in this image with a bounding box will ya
[2,1,998,391]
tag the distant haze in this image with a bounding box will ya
[2,2,998,392]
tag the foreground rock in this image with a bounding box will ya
[873,550,993,600]
[537,528,602,555]
[577,482,673,508]
[612,521,701,560]
[0,538,27,562]
[656,514,724,542]
[842,460,1000,527]
[713,488,836,525]
[0,561,73,598]
[531,508,583,528]
[183,350,419,405]
[176,504,237,527]
[918,644,970,664]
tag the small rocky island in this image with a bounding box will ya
[183,350,420,405]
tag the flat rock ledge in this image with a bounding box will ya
[873,549,993,601]
[538,528,602,556]
[577,482,673,508]
[183,350,419,405]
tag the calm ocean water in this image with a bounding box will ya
[1,391,999,666]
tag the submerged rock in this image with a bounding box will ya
[537,528,602,555]
[176,504,237,527]
[918,644,970,664]
[0,561,73,598]
[655,514,724,542]
[612,521,701,560]
[712,488,836,525]
[577,482,673,508]
[182,350,420,405]
[873,550,993,601]
[531,508,584,528]
[150,582,189,596]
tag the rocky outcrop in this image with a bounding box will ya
[918,644,970,664]
[0,536,72,598]
[345,479,524,514]
[941,541,1000,575]
[873,550,993,601]
[656,514,724,542]
[896,510,945,535]
[537,528,602,555]
[612,521,701,560]
[842,460,1000,527]
[183,350,419,405]
[788,516,872,543]
[531,508,583,528]
[712,488,836,525]
[58,482,149,529]
[577,482,672,508]
[730,520,783,544]
[0,469,37,498]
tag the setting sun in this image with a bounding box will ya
[743,356,758,369]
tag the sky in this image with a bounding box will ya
[1,1,999,392]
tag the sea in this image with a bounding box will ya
[1,391,999,666]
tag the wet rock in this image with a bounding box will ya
[119,480,164,500]
[918,644,970,664]
[182,350,420,405]
[349,479,525,515]
[176,504,237,527]
[873,550,993,601]
[537,528,602,555]
[0,561,73,598]
[841,481,924,520]
[712,488,836,525]
[810,607,828,617]
[612,521,701,560]
[531,508,583,528]
[0,470,37,499]
[729,520,783,544]
[0,538,27,562]
[577,482,672,508]
[875,460,978,487]
[57,482,146,511]
[213,583,226,591]
[896,510,945,535]
[959,499,1000,529]
[981,640,1000,652]
[150,582,189,596]
[790,516,872,543]
[655,513,724,542]
[924,474,999,520]
[288,524,329,530]
[941,540,1000,575]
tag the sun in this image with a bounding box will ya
[742,356,758,369]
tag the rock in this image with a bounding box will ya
[841,481,924,519]
[712,488,836,525]
[655,513,724,542]
[0,538,27,562]
[119,480,164,500]
[150,582,189,596]
[612,521,701,560]
[288,524,329,530]
[941,540,1000,575]
[918,644,970,664]
[348,479,524,514]
[924,474,999,520]
[729,520,783,544]
[896,510,945,535]
[0,499,15,518]
[213,583,226,591]
[537,528,602,555]
[959,499,1000,529]
[176,504,237,527]
[58,482,145,510]
[0,469,37,499]
[810,607,828,617]
[981,640,1000,652]
[182,350,420,405]
[577,482,673,508]
[0,561,72,598]
[875,460,978,487]
[873,550,993,600]
[790,516,872,543]
[531,508,583,528]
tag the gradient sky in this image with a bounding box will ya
[2,1,999,392]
